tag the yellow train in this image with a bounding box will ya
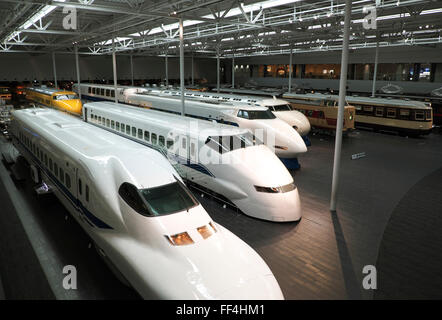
[25,87,82,116]
[283,93,432,136]
[283,93,355,132]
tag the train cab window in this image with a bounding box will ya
[78,179,82,195]
[116,122,120,131]
[144,131,150,141]
[387,108,396,118]
[159,136,165,147]
[138,129,143,139]
[415,111,424,120]
[375,107,384,117]
[86,185,89,202]
[151,133,157,144]
[119,180,198,217]
[65,174,71,189]
[60,168,64,184]
[425,110,432,120]
[132,127,137,137]
[49,158,53,171]
[54,163,58,177]
[126,125,131,135]
[166,139,173,149]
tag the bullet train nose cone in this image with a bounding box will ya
[216,275,284,300]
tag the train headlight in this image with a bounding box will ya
[349,115,353,120]
[166,232,194,246]
[197,225,214,239]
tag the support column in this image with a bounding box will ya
[52,51,58,89]
[74,45,81,100]
[288,47,293,93]
[130,54,134,86]
[371,39,379,97]
[191,53,194,86]
[165,52,169,87]
[232,53,235,89]
[112,37,118,104]
[330,0,351,212]
[216,46,220,93]
[179,18,185,116]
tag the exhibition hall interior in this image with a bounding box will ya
[0,0,441,301]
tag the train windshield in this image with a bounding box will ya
[271,104,293,112]
[140,180,199,215]
[54,94,77,100]
[119,180,198,217]
[205,132,262,154]
[237,109,276,119]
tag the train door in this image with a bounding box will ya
[75,166,90,224]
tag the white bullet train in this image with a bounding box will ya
[73,83,307,159]
[83,101,302,222]
[10,108,284,299]
[146,88,312,138]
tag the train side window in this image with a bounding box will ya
[415,111,424,120]
[125,125,130,135]
[49,158,53,171]
[151,133,157,144]
[60,168,64,184]
[105,89,110,97]
[387,108,396,118]
[98,116,102,123]
[116,122,120,131]
[54,163,58,177]
[182,138,186,149]
[92,88,95,94]
[100,88,105,96]
[86,185,89,202]
[44,154,48,166]
[121,123,125,133]
[399,109,410,119]
[166,139,173,149]
[144,131,150,141]
[88,87,92,94]
[78,179,82,195]
[375,107,384,117]
[111,120,115,129]
[159,136,165,147]
[111,90,115,98]
[132,127,137,137]
[363,106,373,114]
[65,174,71,189]
[138,129,143,139]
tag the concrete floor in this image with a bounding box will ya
[1,128,441,299]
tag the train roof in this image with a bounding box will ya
[283,92,430,109]
[26,87,76,95]
[85,101,251,137]
[12,108,176,189]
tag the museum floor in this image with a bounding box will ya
[1,129,441,299]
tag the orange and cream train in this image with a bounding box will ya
[25,87,82,116]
